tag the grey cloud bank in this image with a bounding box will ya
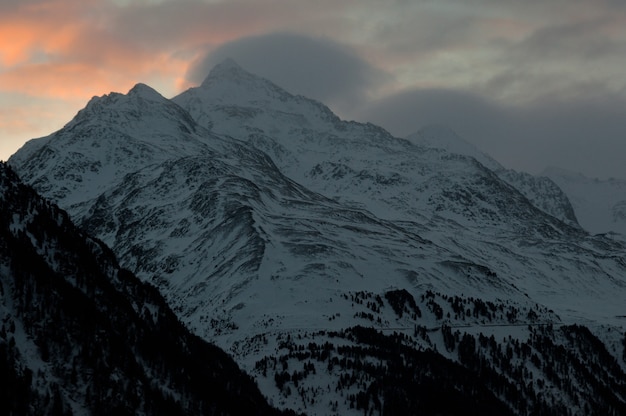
[186,33,388,112]
[356,87,626,179]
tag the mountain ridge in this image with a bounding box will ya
[174,64,580,233]
[542,166,626,238]
[8,59,626,415]
[409,124,580,227]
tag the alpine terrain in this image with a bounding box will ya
[0,162,286,415]
[8,59,626,415]
[542,167,626,239]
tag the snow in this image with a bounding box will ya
[543,166,626,238]
[407,124,503,172]
[7,59,626,415]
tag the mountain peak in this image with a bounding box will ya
[202,58,253,86]
[127,82,165,101]
[213,57,243,72]
[79,82,167,117]
[182,58,322,114]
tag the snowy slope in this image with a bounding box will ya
[543,166,626,238]
[8,61,626,415]
[408,125,579,227]
[9,83,210,207]
[174,61,581,232]
[407,124,503,172]
[0,162,283,416]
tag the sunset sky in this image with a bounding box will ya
[2,0,626,179]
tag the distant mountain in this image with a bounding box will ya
[0,162,284,415]
[407,124,503,172]
[543,166,626,238]
[408,125,579,227]
[8,60,626,415]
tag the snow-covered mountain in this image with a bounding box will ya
[408,125,626,239]
[8,60,626,415]
[0,162,283,415]
[543,166,626,238]
[407,124,503,172]
[408,125,579,227]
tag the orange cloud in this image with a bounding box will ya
[0,1,258,102]
[0,0,195,98]
[0,56,189,101]
[0,0,102,65]
[0,94,87,161]
[0,63,119,99]
[1,20,80,66]
[0,0,367,100]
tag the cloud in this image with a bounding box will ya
[354,86,626,179]
[0,0,372,101]
[514,18,618,61]
[0,93,85,161]
[0,0,90,67]
[0,0,192,100]
[506,92,626,179]
[185,32,389,112]
[1,0,626,179]
[352,88,501,137]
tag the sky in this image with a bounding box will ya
[2,0,626,180]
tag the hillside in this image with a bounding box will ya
[0,162,285,415]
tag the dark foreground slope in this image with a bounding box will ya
[0,162,286,416]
